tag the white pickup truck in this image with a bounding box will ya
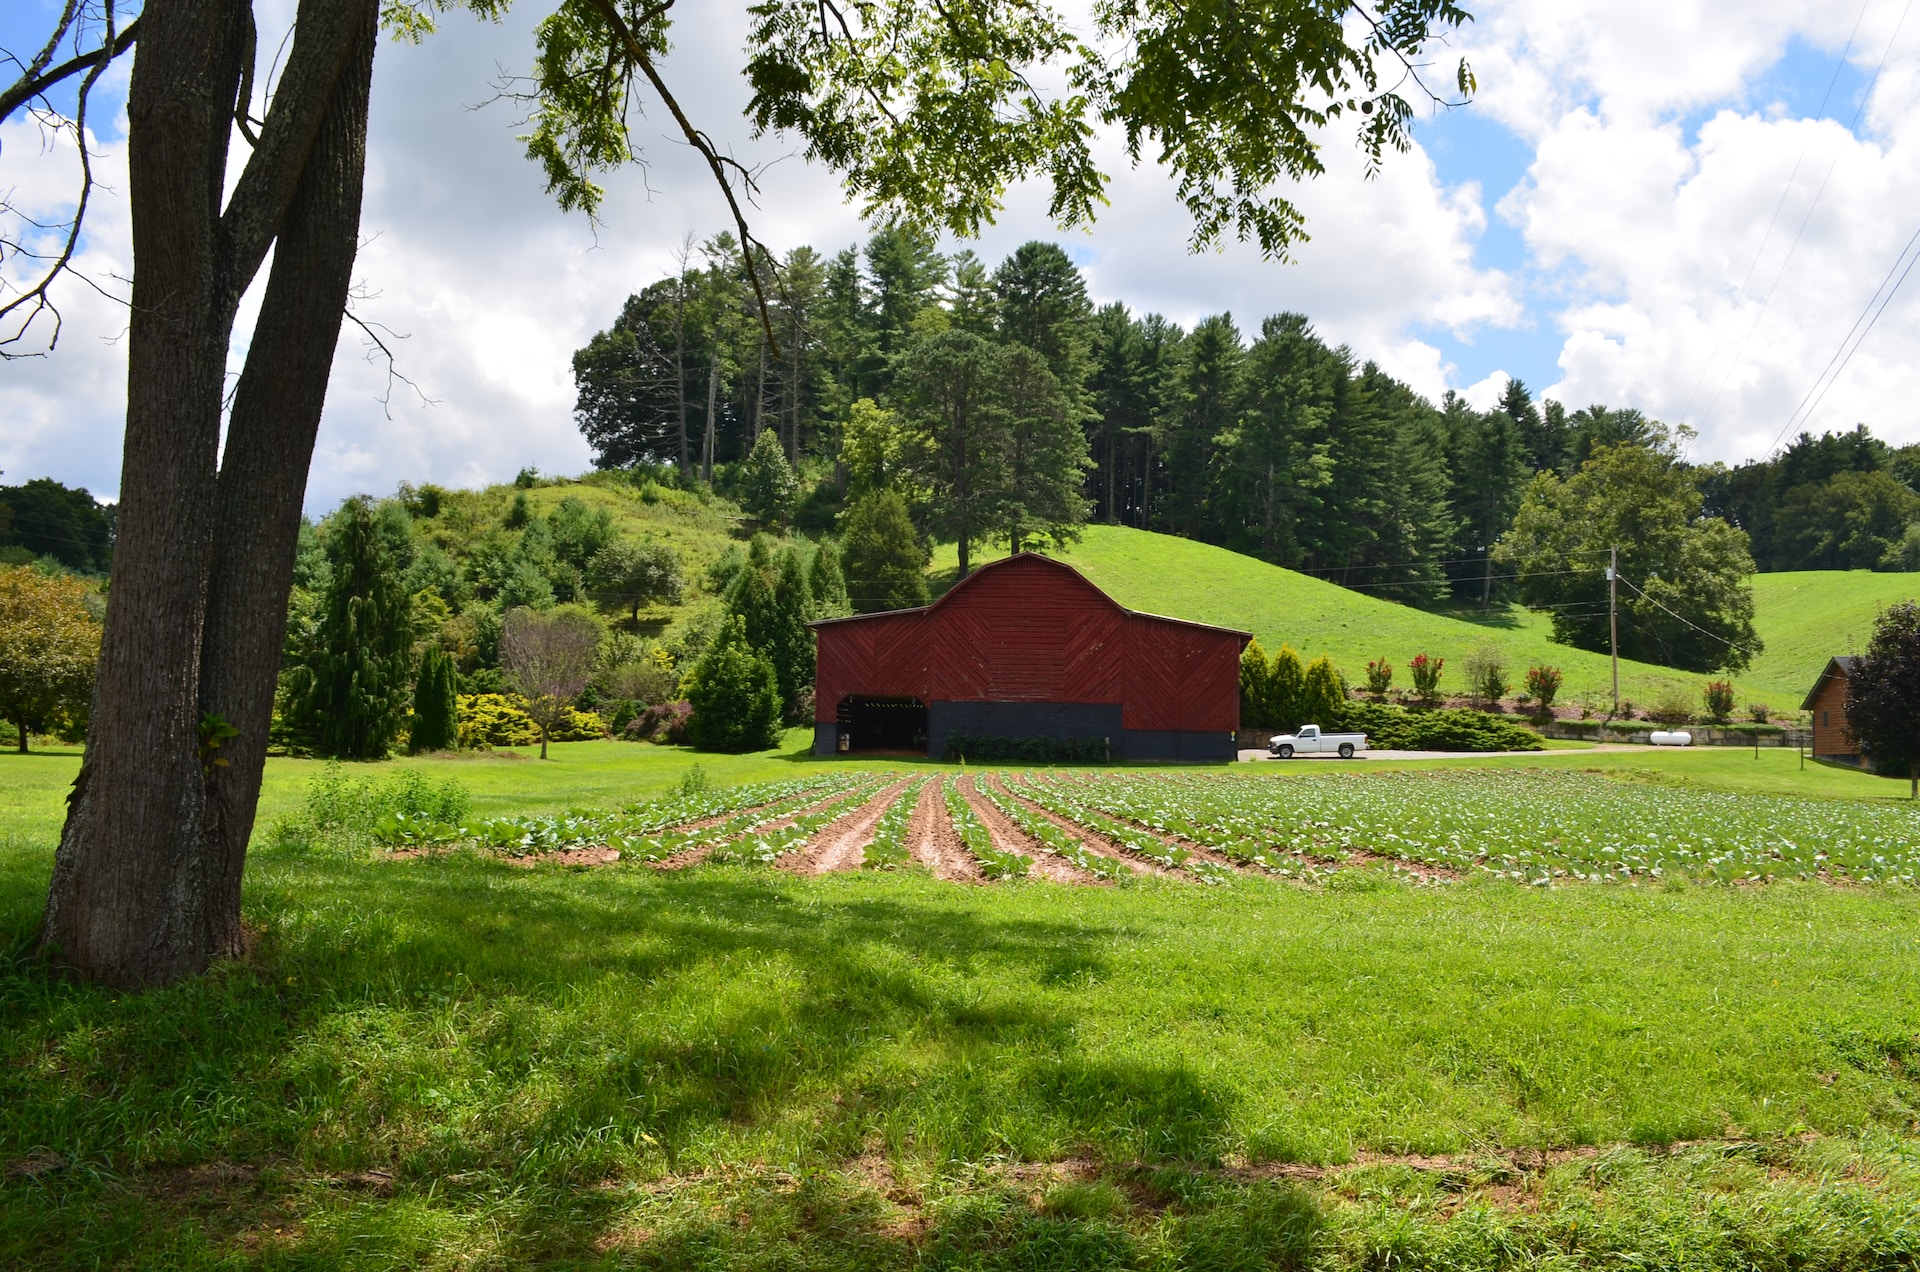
[1268,725,1368,759]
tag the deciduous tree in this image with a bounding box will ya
[1845,601,1920,799]
[0,567,100,752]
[501,606,602,760]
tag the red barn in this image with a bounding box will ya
[810,552,1249,761]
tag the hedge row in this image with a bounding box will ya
[1335,703,1544,752]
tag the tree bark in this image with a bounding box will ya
[38,0,376,987]
[197,0,376,949]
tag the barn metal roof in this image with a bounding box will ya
[1799,655,1859,711]
[808,550,1252,640]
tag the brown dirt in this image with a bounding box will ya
[1016,776,1254,874]
[982,774,1176,878]
[649,783,878,872]
[784,776,916,875]
[905,778,983,882]
[960,775,1100,886]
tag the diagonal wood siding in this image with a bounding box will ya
[813,554,1245,733]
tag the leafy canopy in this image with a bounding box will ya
[515,0,1473,258]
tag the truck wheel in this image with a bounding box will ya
[1338,743,1354,759]
[1277,744,1294,759]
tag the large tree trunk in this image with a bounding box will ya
[197,1,376,945]
[39,0,376,988]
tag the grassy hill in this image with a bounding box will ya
[932,527,1910,713]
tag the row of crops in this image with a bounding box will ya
[1042,770,1920,885]
[371,764,1920,888]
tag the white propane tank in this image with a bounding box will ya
[1648,730,1692,746]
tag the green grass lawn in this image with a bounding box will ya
[930,526,1916,712]
[5,742,1920,1267]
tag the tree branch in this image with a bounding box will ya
[583,0,783,354]
[0,15,140,124]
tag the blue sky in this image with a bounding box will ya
[5,0,1920,506]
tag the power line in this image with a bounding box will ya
[1772,226,1920,450]
[1699,0,1915,437]
[1678,0,1872,427]
[1614,572,1759,658]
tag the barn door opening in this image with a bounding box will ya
[837,695,928,753]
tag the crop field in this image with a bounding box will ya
[337,762,1920,890]
[7,746,1920,1269]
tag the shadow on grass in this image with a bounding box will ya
[0,848,1281,1268]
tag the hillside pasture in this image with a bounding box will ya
[931,525,1917,710]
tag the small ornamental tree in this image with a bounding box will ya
[685,615,783,753]
[588,539,685,621]
[1270,644,1307,729]
[296,498,414,760]
[1464,645,1508,708]
[1240,639,1274,728]
[1844,600,1920,798]
[410,648,460,753]
[840,491,930,612]
[1364,658,1393,699]
[1409,653,1444,704]
[1301,656,1346,728]
[0,566,100,752]
[1524,665,1563,715]
[738,429,800,526]
[1701,679,1735,724]
[501,606,603,759]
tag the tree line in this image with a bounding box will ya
[575,229,1920,622]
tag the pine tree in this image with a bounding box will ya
[769,548,816,715]
[410,647,459,753]
[808,541,851,617]
[685,615,783,753]
[1302,655,1347,728]
[1270,643,1307,730]
[840,491,931,612]
[296,497,414,759]
[738,427,800,525]
[1239,639,1274,729]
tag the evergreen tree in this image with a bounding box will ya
[1301,655,1346,726]
[996,345,1091,553]
[808,541,852,616]
[992,240,1093,388]
[946,249,999,335]
[685,615,783,753]
[897,330,1011,576]
[769,547,816,715]
[296,497,414,760]
[1160,314,1241,539]
[1213,312,1333,568]
[840,491,931,612]
[409,647,459,753]
[1443,394,1528,605]
[1239,639,1275,729]
[1086,303,1153,524]
[738,427,800,526]
[1270,643,1307,729]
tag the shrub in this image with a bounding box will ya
[1523,664,1563,714]
[1336,702,1542,752]
[1409,652,1443,702]
[1240,639,1275,728]
[1702,679,1735,724]
[944,733,1108,762]
[1464,645,1507,707]
[299,762,470,838]
[1648,685,1695,724]
[623,700,693,744]
[1364,657,1393,698]
[1301,655,1345,726]
[685,615,783,752]
[457,692,541,748]
[1270,643,1306,727]
[1748,702,1771,723]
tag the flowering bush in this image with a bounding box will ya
[1364,658,1393,698]
[1409,653,1443,702]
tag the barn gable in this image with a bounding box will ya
[811,553,1249,760]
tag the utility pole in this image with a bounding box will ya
[1607,546,1619,717]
